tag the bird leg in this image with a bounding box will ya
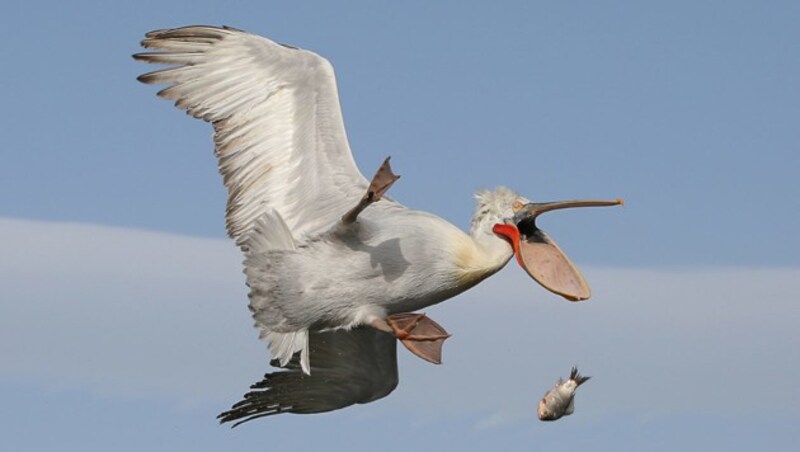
[371,313,450,364]
[341,156,400,224]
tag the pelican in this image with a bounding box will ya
[135,25,621,424]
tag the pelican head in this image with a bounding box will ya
[475,187,622,302]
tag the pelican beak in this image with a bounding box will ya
[492,198,623,301]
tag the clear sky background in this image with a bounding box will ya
[1,1,798,450]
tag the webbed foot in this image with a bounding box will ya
[381,313,450,364]
[341,156,400,224]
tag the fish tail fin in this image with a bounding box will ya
[570,366,591,386]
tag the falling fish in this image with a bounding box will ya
[537,367,591,421]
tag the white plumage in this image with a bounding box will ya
[137,26,368,246]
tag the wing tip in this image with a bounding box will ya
[135,69,162,84]
[144,25,232,38]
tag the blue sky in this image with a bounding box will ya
[2,1,798,450]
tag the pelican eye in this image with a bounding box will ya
[512,201,524,212]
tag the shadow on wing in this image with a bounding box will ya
[218,327,398,427]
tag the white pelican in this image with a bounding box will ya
[135,26,621,424]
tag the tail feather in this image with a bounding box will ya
[243,208,309,374]
[264,330,310,374]
[241,207,296,252]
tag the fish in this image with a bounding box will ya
[537,366,591,421]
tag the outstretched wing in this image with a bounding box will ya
[218,327,398,426]
[135,26,369,245]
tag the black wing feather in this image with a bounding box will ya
[218,327,398,426]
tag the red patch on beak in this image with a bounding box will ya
[493,222,591,302]
[492,223,524,267]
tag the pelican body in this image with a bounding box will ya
[247,203,510,331]
[135,25,620,424]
